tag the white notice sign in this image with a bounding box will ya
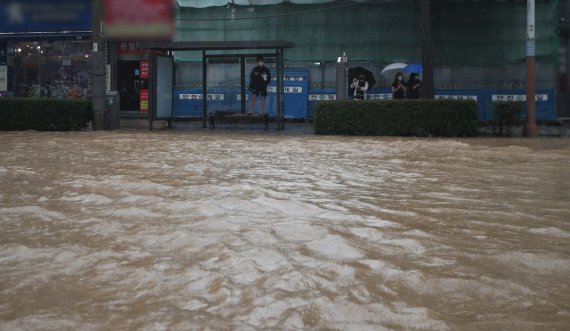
[179,94,224,101]
[492,94,548,102]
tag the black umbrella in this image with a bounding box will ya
[348,66,376,89]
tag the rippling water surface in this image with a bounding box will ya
[1,130,569,330]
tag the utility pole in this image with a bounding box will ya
[524,0,539,137]
[420,0,434,99]
[91,0,106,130]
[336,52,348,100]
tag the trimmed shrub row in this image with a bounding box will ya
[314,99,479,137]
[491,101,522,137]
[0,98,91,131]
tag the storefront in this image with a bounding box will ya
[115,42,157,115]
[9,40,93,98]
[0,0,93,98]
[2,38,157,114]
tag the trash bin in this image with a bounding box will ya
[104,91,120,130]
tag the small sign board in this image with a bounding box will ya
[104,0,174,40]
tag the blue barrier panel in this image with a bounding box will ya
[434,89,488,121]
[173,87,200,117]
[308,88,336,119]
[307,87,394,119]
[174,70,310,118]
[173,87,238,117]
[174,85,557,121]
[367,88,394,100]
[484,89,556,120]
[265,69,309,118]
[308,87,393,119]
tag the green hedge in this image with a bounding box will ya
[491,101,522,137]
[0,98,91,131]
[314,99,479,137]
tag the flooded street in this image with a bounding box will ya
[1,130,569,330]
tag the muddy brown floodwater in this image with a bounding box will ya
[1,130,569,330]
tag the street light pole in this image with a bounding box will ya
[420,0,434,99]
[91,0,106,130]
[336,52,348,101]
[524,0,540,137]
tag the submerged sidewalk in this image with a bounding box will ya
[117,117,570,138]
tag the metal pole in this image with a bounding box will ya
[277,48,285,130]
[524,0,539,137]
[240,55,246,114]
[91,0,106,130]
[336,52,347,100]
[149,53,157,130]
[202,50,207,128]
[321,60,325,88]
[420,0,434,99]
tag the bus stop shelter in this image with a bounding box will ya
[140,41,294,130]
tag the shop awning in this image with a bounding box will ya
[177,0,533,7]
[0,31,91,40]
[177,1,367,8]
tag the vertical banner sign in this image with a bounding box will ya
[140,61,149,79]
[140,89,149,112]
[527,0,536,40]
[527,0,536,57]
[140,61,149,110]
[105,65,111,91]
[0,42,7,65]
[104,0,174,40]
[0,66,7,92]
[0,42,6,91]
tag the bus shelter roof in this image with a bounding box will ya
[139,40,294,51]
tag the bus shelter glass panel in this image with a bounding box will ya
[156,56,173,119]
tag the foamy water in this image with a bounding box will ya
[1,130,569,330]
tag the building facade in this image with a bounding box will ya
[1,0,567,120]
[0,0,93,99]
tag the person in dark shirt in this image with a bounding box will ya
[406,73,422,99]
[350,75,369,100]
[391,72,406,99]
[248,56,271,115]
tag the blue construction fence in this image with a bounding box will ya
[172,70,556,121]
[173,70,309,119]
[308,88,557,121]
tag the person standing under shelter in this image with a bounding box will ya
[350,74,369,100]
[392,72,406,99]
[248,56,271,115]
[406,73,422,99]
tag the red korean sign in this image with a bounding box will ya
[140,89,149,112]
[104,0,174,40]
[140,61,149,79]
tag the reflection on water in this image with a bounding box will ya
[1,131,569,330]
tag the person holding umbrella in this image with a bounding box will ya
[391,72,406,99]
[348,67,375,100]
[350,74,369,100]
[406,73,422,99]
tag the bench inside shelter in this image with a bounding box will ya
[209,111,269,130]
